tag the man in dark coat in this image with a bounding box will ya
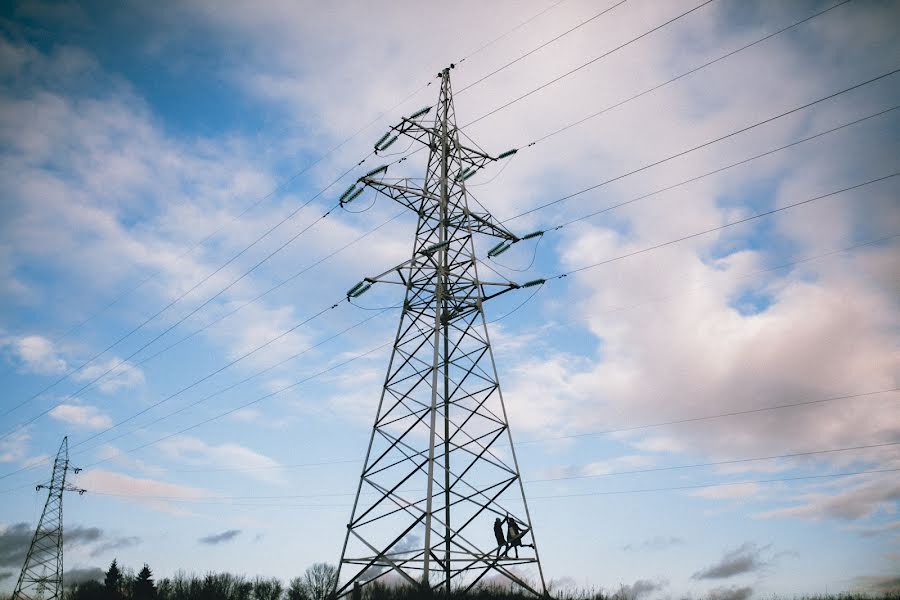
[493,517,507,557]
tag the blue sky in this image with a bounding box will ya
[0,0,898,597]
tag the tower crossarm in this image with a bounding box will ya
[358,177,519,242]
[389,118,496,172]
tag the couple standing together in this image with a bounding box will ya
[493,515,534,558]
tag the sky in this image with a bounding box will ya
[0,0,898,597]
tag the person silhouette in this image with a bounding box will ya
[493,517,507,558]
[505,516,535,559]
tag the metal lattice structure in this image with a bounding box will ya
[334,66,546,597]
[13,437,85,600]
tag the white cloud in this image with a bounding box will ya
[73,468,210,516]
[692,483,761,501]
[1,334,67,375]
[0,429,30,464]
[48,403,112,429]
[71,357,145,393]
[758,475,900,521]
[156,435,284,484]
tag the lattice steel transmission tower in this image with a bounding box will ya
[13,436,85,600]
[334,65,547,597]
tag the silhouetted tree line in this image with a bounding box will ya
[62,559,338,600]
[55,561,900,600]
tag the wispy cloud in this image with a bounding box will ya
[692,542,771,580]
[49,403,112,429]
[198,529,241,545]
[621,536,684,552]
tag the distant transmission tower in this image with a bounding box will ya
[13,436,85,600]
[334,65,546,596]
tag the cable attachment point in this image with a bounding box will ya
[373,132,390,149]
[520,278,546,288]
[409,106,432,120]
[422,240,450,256]
[457,166,478,181]
[487,241,512,257]
[347,280,373,298]
[375,134,399,152]
[340,186,364,206]
[359,164,388,181]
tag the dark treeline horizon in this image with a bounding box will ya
[14,559,897,600]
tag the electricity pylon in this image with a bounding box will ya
[13,436,85,600]
[334,65,546,597]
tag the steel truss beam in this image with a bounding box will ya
[13,437,85,600]
[335,66,546,597]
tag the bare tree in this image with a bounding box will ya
[302,564,337,600]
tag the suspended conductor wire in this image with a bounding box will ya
[514,389,899,447]
[457,0,570,63]
[348,297,405,311]
[4,229,890,485]
[1,147,418,441]
[450,0,854,193]
[502,66,900,223]
[70,308,396,459]
[546,104,900,233]
[546,172,900,281]
[66,299,349,452]
[74,340,395,473]
[463,0,718,128]
[341,188,378,214]
[465,155,515,187]
[75,455,900,504]
[0,203,342,440]
[490,233,544,272]
[374,138,416,159]
[536,232,900,337]
[10,71,430,383]
[528,468,900,502]
[74,438,900,480]
[0,151,373,426]
[487,283,544,325]
[8,166,893,482]
[457,0,628,95]
[117,210,408,373]
[528,441,900,484]
[523,0,853,148]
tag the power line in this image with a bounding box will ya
[50,173,895,483]
[524,0,852,147]
[72,340,393,474]
[0,151,415,441]
[45,228,897,480]
[528,441,900,483]
[85,439,900,483]
[77,465,900,505]
[66,300,350,452]
[71,308,395,456]
[115,209,406,379]
[529,468,899,501]
[0,0,563,381]
[548,171,899,280]
[463,0,718,128]
[0,154,369,425]
[516,389,899,446]
[457,0,628,94]
[457,0,570,63]
[546,104,900,231]
[0,309,395,484]
[503,65,900,222]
